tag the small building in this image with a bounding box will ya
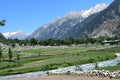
[102,40,120,45]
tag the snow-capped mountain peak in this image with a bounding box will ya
[2,30,28,40]
[64,11,84,18]
[50,3,108,24]
[81,3,109,17]
[3,32,18,38]
[29,3,109,40]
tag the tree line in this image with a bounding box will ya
[1,35,120,47]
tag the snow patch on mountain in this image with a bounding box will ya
[29,3,109,40]
[81,3,109,17]
[46,3,108,26]
[3,30,28,40]
[64,3,109,18]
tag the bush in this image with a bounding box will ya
[88,58,95,63]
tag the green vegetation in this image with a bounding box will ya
[0,45,119,76]
[0,19,5,26]
[0,62,17,70]
[30,38,37,46]
[2,35,120,47]
[16,53,20,66]
[0,47,2,61]
[8,48,13,62]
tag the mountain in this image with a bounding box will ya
[3,31,28,40]
[74,0,120,38]
[0,33,6,41]
[29,3,108,40]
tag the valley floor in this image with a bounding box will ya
[0,45,120,76]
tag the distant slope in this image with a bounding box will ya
[0,33,6,41]
[29,3,108,40]
[3,31,28,40]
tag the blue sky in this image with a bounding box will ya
[0,0,114,34]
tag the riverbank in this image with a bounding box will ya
[9,75,119,80]
[0,55,116,76]
[1,67,120,80]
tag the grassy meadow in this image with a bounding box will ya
[0,45,120,75]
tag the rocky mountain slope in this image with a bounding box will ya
[29,3,108,40]
[75,0,120,38]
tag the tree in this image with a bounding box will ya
[30,38,37,46]
[74,39,80,45]
[47,38,56,46]
[39,40,48,46]
[63,37,73,45]
[0,48,2,62]
[8,48,12,62]
[0,19,6,26]
[16,53,20,66]
[68,37,74,44]
[11,43,16,48]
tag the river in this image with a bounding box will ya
[0,56,120,80]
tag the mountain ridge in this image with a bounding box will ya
[74,0,120,38]
[3,31,28,40]
[29,3,108,40]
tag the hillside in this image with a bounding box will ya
[75,0,120,38]
[29,3,108,40]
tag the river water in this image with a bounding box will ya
[0,57,120,80]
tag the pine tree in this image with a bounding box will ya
[8,48,12,62]
[0,48,2,62]
[16,53,20,66]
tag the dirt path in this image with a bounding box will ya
[9,75,117,80]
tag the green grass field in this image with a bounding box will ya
[0,45,120,75]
